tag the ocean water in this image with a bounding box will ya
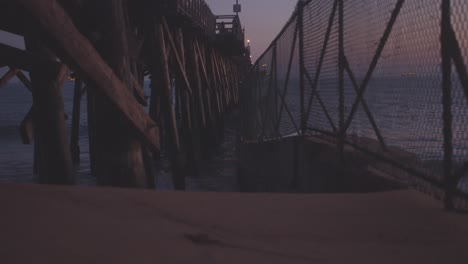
[0,81,239,191]
[0,77,467,193]
[254,76,468,192]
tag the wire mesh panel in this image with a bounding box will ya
[339,0,445,181]
[451,0,468,194]
[276,18,301,137]
[240,14,300,141]
[240,0,468,206]
[303,0,339,134]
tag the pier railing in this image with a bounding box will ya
[241,0,468,209]
[216,15,244,43]
[161,0,216,36]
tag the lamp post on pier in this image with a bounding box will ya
[234,0,241,16]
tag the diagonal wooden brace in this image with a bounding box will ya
[16,0,160,154]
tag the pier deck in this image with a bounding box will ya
[0,184,466,263]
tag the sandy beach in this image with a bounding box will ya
[0,183,467,263]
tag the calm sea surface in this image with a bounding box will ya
[257,77,468,192]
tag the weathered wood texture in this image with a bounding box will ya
[0,43,63,73]
[25,37,73,184]
[154,19,185,189]
[0,67,19,88]
[89,0,150,187]
[1,0,246,188]
[16,0,160,154]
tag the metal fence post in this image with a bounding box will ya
[273,44,279,136]
[338,0,345,183]
[292,2,305,190]
[298,0,306,135]
[441,0,454,210]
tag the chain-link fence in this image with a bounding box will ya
[240,0,468,209]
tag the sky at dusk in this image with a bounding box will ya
[0,0,297,73]
[205,0,297,61]
[0,0,297,59]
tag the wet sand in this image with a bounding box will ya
[0,183,467,263]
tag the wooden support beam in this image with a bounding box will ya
[209,49,222,114]
[16,0,160,154]
[212,51,228,110]
[147,21,163,158]
[156,21,181,151]
[88,0,151,188]
[128,29,155,188]
[20,107,34,145]
[191,40,207,128]
[16,70,32,92]
[222,57,233,106]
[0,67,19,88]
[194,39,213,124]
[0,43,62,73]
[175,28,192,131]
[233,61,239,104]
[132,76,148,106]
[222,58,231,106]
[155,21,185,190]
[194,40,211,88]
[161,17,192,95]
[16,71,35,145]
[26,37,74,185]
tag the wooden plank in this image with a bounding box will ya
[16,0,160,154]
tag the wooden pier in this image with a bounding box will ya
[0,0,250,188]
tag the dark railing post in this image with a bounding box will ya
[70,78,83,163]
[338,0,345,183]
[442,0,454,210]
[298,0,306,134]
[273,43,279,136]
[293,2,305,190]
